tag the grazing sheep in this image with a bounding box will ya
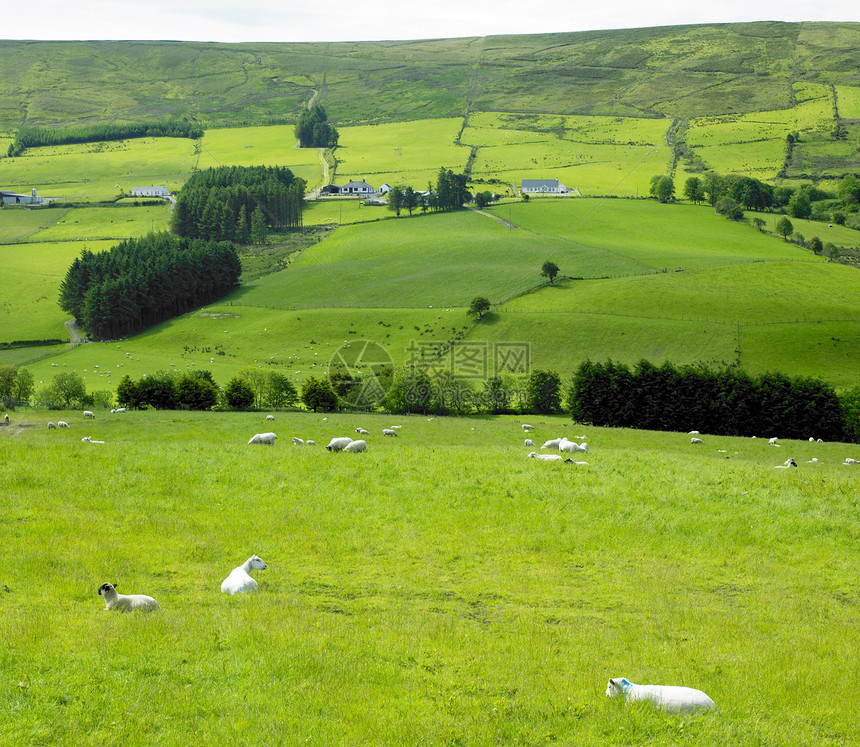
[541,438,562,450]
[522,423,535,431]
[114,407,126,413]
[3,413,8,424]
[291,437,305,446]
[524,439,534,447]
[355,428,369,435]
[344,439,367,453]
[47,422,57,429]
[768,437,779,446]
[527,451,564,462]
[844,458,858,465]
[83,410,95,419]
[688,430,699,435]
[248,432,278,445]
[58,421,70,428]
[326,437,354,452]
[774,458,797,468]
[266,414,275,421]
[691,437,703,444]
[98,583,160,612]
[606,677,714,713]
[221,555,267,594]
[306,440,317,446]
[382,429,398,437]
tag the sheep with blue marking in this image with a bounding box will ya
[606,677,714,713]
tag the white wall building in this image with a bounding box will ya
[130,185,170,198]
[521,179,568,195]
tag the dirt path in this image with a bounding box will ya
[467,206,516,229]
[65,318,84,346]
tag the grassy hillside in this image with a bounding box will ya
[1,23,859,133]
[1,411,858,744]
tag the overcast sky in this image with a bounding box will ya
[3,0,856,43]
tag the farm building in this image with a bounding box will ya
[341,180,375,195]
[521,179,568,195]
[320,184,341,194]
[1,188,42,205]
[130,185,170,198]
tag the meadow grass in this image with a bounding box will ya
[0,240,115,342]
[0,137,197,202]
[31,205,171,241]
[302,198,390,226]
[836,85,860,117]
[0,207,68,243]
[21,304,473,390]
[1,410,858,744]
[333,119,468,189]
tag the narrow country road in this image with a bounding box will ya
[65,318,84,346]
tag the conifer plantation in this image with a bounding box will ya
[58,234,241,340]
[170,165,306,241]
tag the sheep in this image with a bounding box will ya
[344,439,367,453]
[266,414,275,421]
[806,457,819,463]
[47,422,57,429]
[114,407,126,413]
[527,451,563,462]
[83,410,95,419]
[306,440,317,446]
[768,437,779,446]
[355,427,369,435]
[563,458,590,465]
[844,458,858,465]
[326,437,354,451]
[98,582,160,612]
[80,436,105,443]
[3,413,8,424]
[691,437,703,444]
[382,429,398,437]
[291,437,304,446]
[560,439,588,453]
[774,458,797,468]
[248,432,278,445]
[541,438,562,450]
[522,423,535,431]
[606,677,714,713]
[221,555,267,594]
[390,425,402,429]
[688,430,699,435]
[58,421,70,428]
[524,439,534,447]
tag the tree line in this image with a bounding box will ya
[58,233,241,340]
[7,121,202,157]
[170,165,305,242]
[568,359,850,442]
[386,167,471,216]
[294,105,339,148]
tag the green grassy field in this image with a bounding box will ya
[1,410,858,744]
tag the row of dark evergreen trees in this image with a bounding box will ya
[7,121,202,157]
[58,233,241,340]
[568,359,848,441]
[170,166,305,241]
[294,105,339,148]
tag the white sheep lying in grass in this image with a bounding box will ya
[83,410,95,419]
[541,438,562,450]
[522,423,534,431]
[98,582,160,612]
[382,428,398,437]
[344,439,367,453]
[524,439,534,447]
[527,451,563,462]
[306,440,317,446]
[291,437,304,445]
[326,437,354,451]
[58,421,70,428]
[221,555,267,594]
[844,458,858,465]
[81,436,105,444]
[248,432,278,445]
[774,457,797,468]
[355,427,369,435]
[564,458,590,466]
[606,677,714,713]
[690,437,703,444]
[560,439,588,453]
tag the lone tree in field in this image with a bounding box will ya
[650,175,675,203]
[776,216,794,241]
[683,176,705,204]
[468,296,491,319]
[541,260,560,285]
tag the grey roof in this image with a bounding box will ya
[522,179,559,188]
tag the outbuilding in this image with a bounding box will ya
[1,188,42,205]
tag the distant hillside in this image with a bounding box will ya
[0,22,858,131]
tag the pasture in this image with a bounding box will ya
[1,410,858,745]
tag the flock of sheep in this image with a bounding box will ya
[247,421,402,453]
[689,431,859,467]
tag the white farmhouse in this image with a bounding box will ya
[521,179,568,195]
[341,180,375,195]
[130,185,170,198]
